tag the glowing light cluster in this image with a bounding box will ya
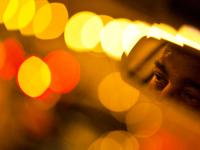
[64,11,151,60]
[0,0,68,39]
[64,11,200,58]
[88,130,139,150]
[98,72,140,112]
[0,37,80,98]
[146,23,200,50]
[17,50,80,98]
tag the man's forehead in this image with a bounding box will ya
[159,45,200,85]
[163,43,200,60]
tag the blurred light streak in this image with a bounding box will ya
[81,15,104,49]
[17,56,51,98]
[0,38,25,80]
[98,72,139,112]
[64,11,97,51]
[17,0,36,29]
[0,0,10,23]
[176,25,200,50]
[100,19,131,60]
[34,3,68,40]
[44,50,80,94]
[20,0,48,36]
[147,23,183,46]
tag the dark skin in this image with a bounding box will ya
[149,44,200,110]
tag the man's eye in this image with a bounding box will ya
[181,90,200,107]
[181,89,200,107]
[153,71,168,89]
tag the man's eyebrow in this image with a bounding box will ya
[184,79,200,90]
[154,60,168,74]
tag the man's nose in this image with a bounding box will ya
[160,82,178,98]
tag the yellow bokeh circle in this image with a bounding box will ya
[64,11,97,51]
[98,72,140,112]
[17,56,51,98]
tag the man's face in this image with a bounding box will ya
[149,45,200,110]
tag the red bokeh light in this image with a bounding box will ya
[0,42,6,70]
[0,38,25,80]
[139,129,188,150]
[44,50,80,93]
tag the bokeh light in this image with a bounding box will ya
[81,15,104,49]
[17,56,51,98]
[122,21,150,55]
[44,50,80,94]
[98,72,140,112]
[0,38,25,80]
[99,15,113,25]
[100,137,123,150]
[0,42,6,70]
[139,129,188,150]
[0,0,10,23]
[32,3,52,36]
[88,15,113,53]
[4,0,28,30]
[100,19,131,60]
[147,23,183,46]
[176,25,200,50]
[2,0,19,24]
[126,102,162,138]
[33,2,68,40]
[102,131,139,150]
[88,130,139,150]
[20,0,48,36]
[17,0,36,29]
[88,136,104,150]
[64,11,97,51]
